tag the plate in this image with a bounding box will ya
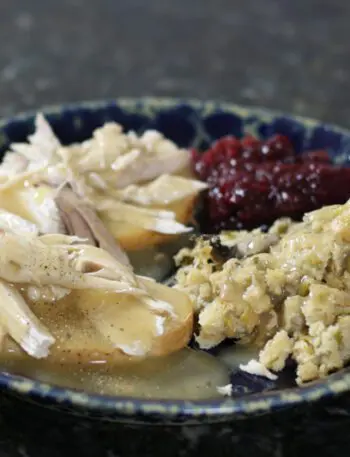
[1,97,350,426]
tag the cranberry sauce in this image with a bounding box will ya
[192,135,350,232]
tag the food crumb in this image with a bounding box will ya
[217,384,233,396]
[240,359,278,381]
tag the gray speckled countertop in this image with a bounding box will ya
[0,0,349,126]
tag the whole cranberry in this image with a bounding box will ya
[241,135,263,161]
[212,136,241,159]
[261,134,295,161]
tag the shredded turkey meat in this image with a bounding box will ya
[0,114,206,237]
[55,185,131,266]
[0,228,192,360]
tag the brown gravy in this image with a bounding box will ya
[0,348,229,400]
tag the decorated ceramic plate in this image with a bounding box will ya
[0,97,350,426]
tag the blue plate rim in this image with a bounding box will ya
[1,96,350,421]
